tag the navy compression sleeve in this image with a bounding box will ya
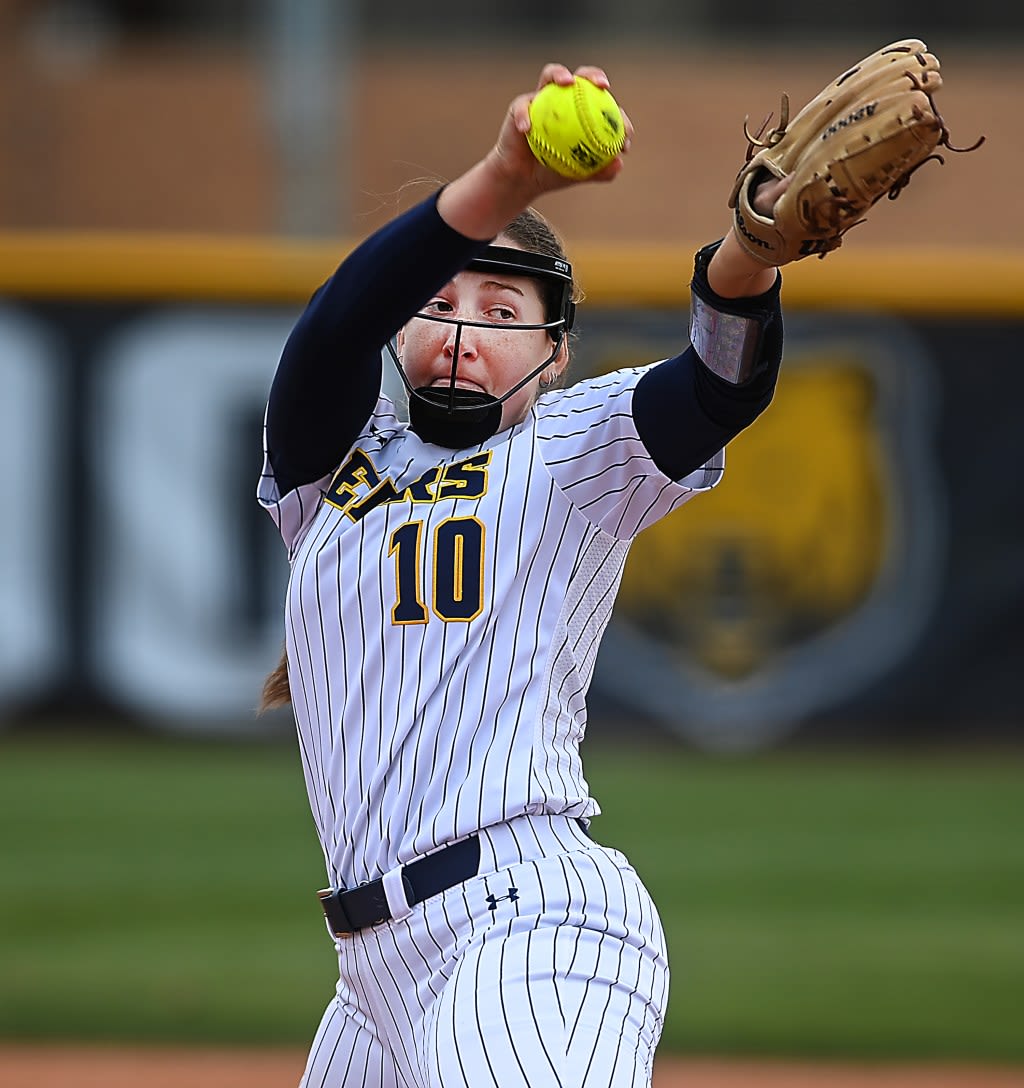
[633,265,783,481]
[266,192,491,495]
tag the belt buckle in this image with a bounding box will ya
[317,886,354,940]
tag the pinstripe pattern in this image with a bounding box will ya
[298,816,668,1088]
[259,363,718,1086]
[258,364,718,888]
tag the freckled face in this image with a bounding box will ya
[397,251,565,432]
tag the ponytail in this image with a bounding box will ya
[259,644,291,712]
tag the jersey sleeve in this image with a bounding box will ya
[264,190,494,495]
[256,415,333,560]
[535,364,723,539]
[257,395,403,558]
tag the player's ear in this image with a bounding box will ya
[540,347,569,390]
[550,335,570,378]
[396,327,406,357]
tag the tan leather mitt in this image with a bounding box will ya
[728,39,983,266]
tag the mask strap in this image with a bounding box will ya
[445,323,464,412]
[385,325,567,413]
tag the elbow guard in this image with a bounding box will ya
[689,239,779,385]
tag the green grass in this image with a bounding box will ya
[0,729,333,1045]
[593,744,1024,1061]
[1,727,1022,1061]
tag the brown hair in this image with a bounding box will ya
[499,207,580,331]
[258,206,575,712]
[259,644,291,713]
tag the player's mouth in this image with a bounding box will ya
[430,376,486,394]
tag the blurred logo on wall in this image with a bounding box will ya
[0,304,949,747]
[593,316,947,750]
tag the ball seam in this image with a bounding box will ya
[526,133,590,179]
[573,81,623,155]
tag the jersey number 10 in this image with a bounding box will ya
[388,516,485,624]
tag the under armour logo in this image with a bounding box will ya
[486,887,519,912]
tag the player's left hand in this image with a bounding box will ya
[728,39,984,267]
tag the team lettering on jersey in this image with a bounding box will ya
[325,448,493,523]
[324,448,494,625]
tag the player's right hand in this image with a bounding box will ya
[490,64,633,195]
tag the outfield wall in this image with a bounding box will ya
[2,234,1022,750]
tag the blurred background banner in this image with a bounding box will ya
[0,3,1015,246]
[1,256,1022,749]
[0,2,1021,751]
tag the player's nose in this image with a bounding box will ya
[442,324,480,360]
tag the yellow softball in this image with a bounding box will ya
[526,76,626,180]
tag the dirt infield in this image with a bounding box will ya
[2,1045,1023,1088]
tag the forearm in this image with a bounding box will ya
[707,227,780,298]
[283,192,491,352]
[706,174,788,298]
[436,62,631,239]
[436,156,544,241]
[267,193,491,490]
[634,233,783,479]
[635,291,783,479]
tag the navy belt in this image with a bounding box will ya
[318,834,481,937]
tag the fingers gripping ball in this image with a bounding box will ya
[527,77,626,179]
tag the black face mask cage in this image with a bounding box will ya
[386,245,575,445]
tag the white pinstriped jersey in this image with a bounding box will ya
[258,362,723,891]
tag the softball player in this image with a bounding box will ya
[258,63,783,1088]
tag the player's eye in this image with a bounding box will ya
[423,298,454,315]
[487,305,517,322]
